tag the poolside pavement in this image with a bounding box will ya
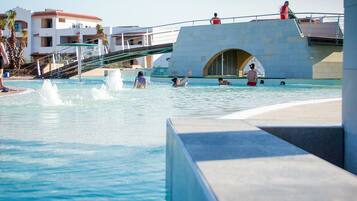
[0,87,27,97]
[166,98,357,201]
[245,99,341,126]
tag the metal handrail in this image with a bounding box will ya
[113,12,344,33]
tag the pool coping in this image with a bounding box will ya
[220,98,341,120]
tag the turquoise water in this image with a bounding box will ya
[0,78,341,200]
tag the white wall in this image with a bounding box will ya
[153,53,171,67]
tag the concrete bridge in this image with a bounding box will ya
[38,43,173,79]
[35,13,343,79]
[170,19,343,79]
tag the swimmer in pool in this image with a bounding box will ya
[133,71,147,89]
[218,77,230,85]
[171,77,188,87]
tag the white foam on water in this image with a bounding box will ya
[38,80,64,106]
[0,144,96,155]
[91,84,113,100]
[0,172,34,180]
[105,70,123,91]
[0,154,68,167]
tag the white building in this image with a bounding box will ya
[2,7,157,68]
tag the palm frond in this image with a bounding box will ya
[0,17,7,30]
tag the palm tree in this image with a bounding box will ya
[14,29,28,70]
[0,16,7,43]
[3,10,28,74]
[96,24,109,53]
[5,10,17,69]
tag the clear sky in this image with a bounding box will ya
[0,0,344,27]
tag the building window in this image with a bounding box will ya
[115,37,122,46]
[14,21,28,32]
[41,37,53,47]
[41,18,53,28]
[59,18,66,23]
[14,23,21,32]
[60,36,80,44]
[129,59,138,65]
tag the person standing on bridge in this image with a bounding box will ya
[280,1,289,20]
[210,13,221,25]
[280,1,297,20]
[0,29,10,92]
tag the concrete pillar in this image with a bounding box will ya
[343,0,357,174]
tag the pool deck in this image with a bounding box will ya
[0,86,28,97]
[167,99,357,201]
[240,99,341,126]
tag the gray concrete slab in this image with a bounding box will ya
[168,118,357,201]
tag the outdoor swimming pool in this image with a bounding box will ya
[0,77,341,200]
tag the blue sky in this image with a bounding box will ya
[0,0,344,27]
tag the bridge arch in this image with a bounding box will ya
[203,48,264,77]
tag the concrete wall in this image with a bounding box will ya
[166,121,216,201]
[313,51,343,79]
[170,20,341,79]
[343,0,357,174]
[261,126,344,168]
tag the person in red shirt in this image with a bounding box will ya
[280,1,289,20]
[210,13,221,25]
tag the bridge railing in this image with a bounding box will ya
[112,12,343,49]
[25,12,343,78]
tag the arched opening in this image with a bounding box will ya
[203,49,265,77]
[14,20,28,32]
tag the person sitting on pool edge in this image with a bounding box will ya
[133,71,147,89]
[172,77,188,87]
[247,63,258,86]
[218,77,230,85]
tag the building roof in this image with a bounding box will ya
[32,9,102,21]
[112,32,147,37]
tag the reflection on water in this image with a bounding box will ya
[0,139,165,200]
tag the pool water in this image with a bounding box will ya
[0,78,341,200]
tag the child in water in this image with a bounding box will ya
[218,77,230,85]
[171,77,188,87]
